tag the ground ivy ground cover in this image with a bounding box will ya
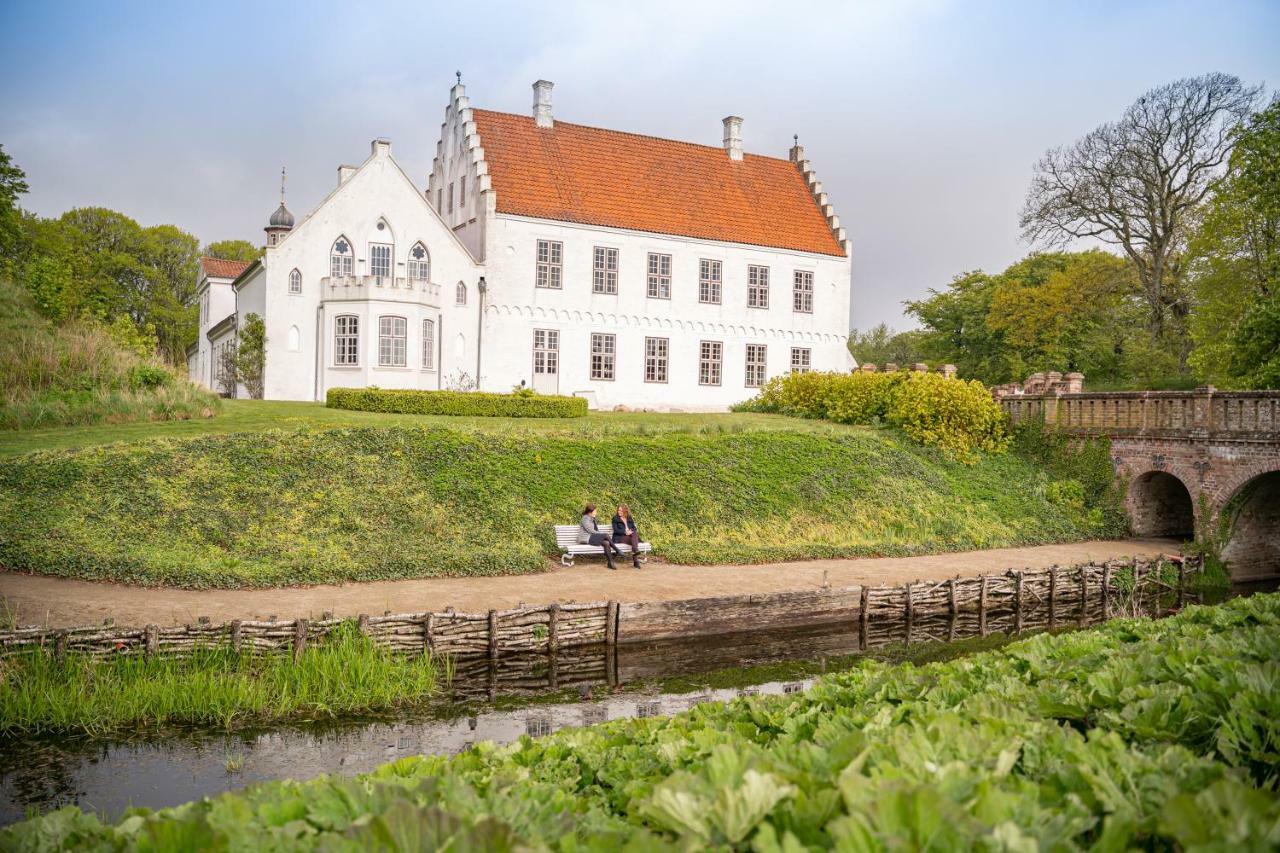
[6,594,1277,851]
[0,425,1122,587]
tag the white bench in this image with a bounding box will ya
[554,524,652,567]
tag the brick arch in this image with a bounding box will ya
[1126,468,1196,539]
[1209,460,1280,516]
[1215,466,1280,582]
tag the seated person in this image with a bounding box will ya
[611,504,642,569]
[578,503,624,570]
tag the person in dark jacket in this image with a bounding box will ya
[578,503,624,570]
[611,504,642,569]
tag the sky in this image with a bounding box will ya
[1,0,1277,330]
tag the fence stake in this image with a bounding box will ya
[1048,567,1058,629]
[605,601,619,648]
[1078,567,1089,627]
[53,630,68,661]
[1101,563,1112,619]
[145,624,158,657]
[1013,572,1023,634]
[904,582,913,646]
[1177,560,1186,609]
[858,586,869,651]
[548,603,560,651]
[946,578,957,642]
[357,614,369,635]
[293,619,308,662]
[424,612,435,656]
[488,609,498,660]
[230,620,242,654]
[978,576,988,636]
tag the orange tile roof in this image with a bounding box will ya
[471,110,846,257]
[200,257,252,280]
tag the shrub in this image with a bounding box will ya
[327,387,588,419]
[738,371,1008,460]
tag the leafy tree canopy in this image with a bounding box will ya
[203,239,263,263]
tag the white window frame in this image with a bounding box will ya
[456,281,467,305]
[536,240,563,289]
[747,265,769,309]
[793,270,814,313]
[592,246,619,294]
[590,332,616,381]
[533,329,560,376]
[699,340,723,386]
[644,336,669,383]
[422,318,436,370]
[334,315,359,366]
[790,347,812,373]
[745,343,768,387]
[288,268,302,295]
[330,236,354,278]
[699,259,722,304]
[647,253,671,299]
[369,242,393,281]
[407,242,430,281]
[378,316,407,367]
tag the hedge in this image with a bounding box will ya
[327,387,587,418]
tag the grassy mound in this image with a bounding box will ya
[5,594,1276,849]
[0,425,1125,588]
[0,278,217,430]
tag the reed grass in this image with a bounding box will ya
[0,624,446,737]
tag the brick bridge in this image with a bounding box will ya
[1000,375,1280,582]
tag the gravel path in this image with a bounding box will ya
[1,539,1179,629]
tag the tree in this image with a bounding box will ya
[203,239,262,263]
[847,323,927,368]
[1021,73,1262,357]
[1187,100,1280,387]
[235,313,267,399]
[0,144,29,266]
[905,271,1011,383]
[141,224,201,363]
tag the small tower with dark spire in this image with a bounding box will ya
[265,167,294,247]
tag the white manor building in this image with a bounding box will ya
[188,79,854,410]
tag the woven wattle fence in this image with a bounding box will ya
[0,556,1198,663]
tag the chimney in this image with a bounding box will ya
[371,138,391,157]
[532,80,554,128]
[337,165,357,186]
[722,116,743,161]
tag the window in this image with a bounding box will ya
[288,268,302,294]
[699,259,722,304]
[456,281,467,305]
[436,188,442,211]
[378,316,407,366]
[215,339,237,385]
[790,347,811,373]
[699,341,723,385]
[334,315,359,365]
[644,337,669,383]
[793,270,814,313]
[536,240,563,289]
[747,265,769,309]
[330,237,354,278]
[407,243,430,281]
[447,183,454,213]
[745,343,768,387]
[592,246,619,294]
[647,253,671,299]
[422,318,436,370]
[369,243,392,280]
[533,329,559,375]
[590,333,615,380]
[459,176,466,205]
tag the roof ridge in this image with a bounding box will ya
[470,108,795,165]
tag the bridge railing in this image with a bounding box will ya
[1000,388,1280,440]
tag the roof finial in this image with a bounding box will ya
[280,167,286,204]
[456,70,462,85]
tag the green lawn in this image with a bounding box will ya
[0,399,857,457]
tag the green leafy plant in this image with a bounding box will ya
[327,387,587,418]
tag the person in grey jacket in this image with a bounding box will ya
[578,503,624,570]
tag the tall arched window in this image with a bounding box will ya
[288,268,302,294]
[456,281,467,305]
[330,237,354,278]
[334,315,359,365]
[407,242,430,281]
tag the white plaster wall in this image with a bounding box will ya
[478,215,852,410]
[426,84,486,259]
[246,140,482,401]
[191,275,239,389]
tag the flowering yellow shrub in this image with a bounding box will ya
[737,371,1008,461]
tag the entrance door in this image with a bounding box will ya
[532,329,559,394]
